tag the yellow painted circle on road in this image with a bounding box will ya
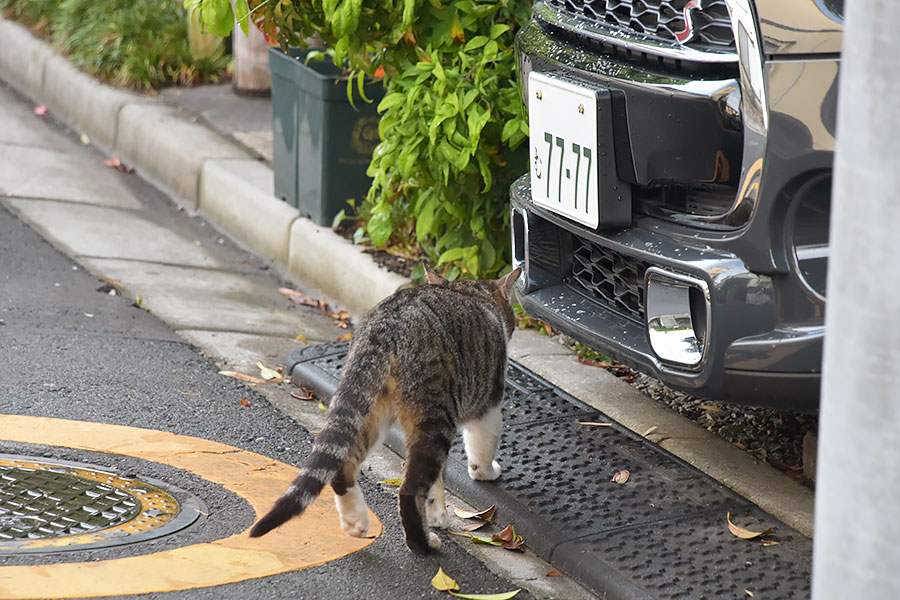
[0,414,382,599]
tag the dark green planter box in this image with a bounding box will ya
[269,47,383,226]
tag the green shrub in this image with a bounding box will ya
[50,0,231,89]
[0,0,60,32]
[196,0,531,279]
[363,9,530,280]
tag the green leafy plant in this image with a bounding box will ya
[1,0,232,89]
[0,0,60,33]
[194,0,531,279]
[365,11,529,280]
[52,0,231,89]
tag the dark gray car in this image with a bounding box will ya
[510,0,843,409]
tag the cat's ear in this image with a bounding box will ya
[495,267,522,299]
[424,265,447,286]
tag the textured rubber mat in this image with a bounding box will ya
[286,342,812,600]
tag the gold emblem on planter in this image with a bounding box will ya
[351,117,381,155]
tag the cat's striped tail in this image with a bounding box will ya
[249,349,388,538]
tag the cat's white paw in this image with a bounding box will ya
[427,531,443,552]
[340,510,370,537]
[426,499,450,529]
[335,486,370,538]
[468,459,501,481]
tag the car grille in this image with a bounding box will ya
[567,236,652,323]
[546,0,735,53]
[634,185,738,220]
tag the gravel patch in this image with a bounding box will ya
[630,373,817,487]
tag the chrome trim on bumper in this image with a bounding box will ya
[645,267,711,369]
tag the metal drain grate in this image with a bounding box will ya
[286,343,813,600]
[0,466,141,539]
[0,455,204,554]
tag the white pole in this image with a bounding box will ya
[812,0,900,598]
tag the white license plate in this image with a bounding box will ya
[528,72,599,229]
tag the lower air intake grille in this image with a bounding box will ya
[568,236,651,323]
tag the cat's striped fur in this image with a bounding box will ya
[249,266,521,554]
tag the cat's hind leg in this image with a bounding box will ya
[398,425,452,554]
[426,473,450,529]
[462,405,503,481]
[332,392,394,538]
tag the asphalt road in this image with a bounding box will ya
[0,88,538,599]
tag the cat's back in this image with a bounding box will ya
[354,281,506,355]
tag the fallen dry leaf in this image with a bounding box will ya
[726,512,774,540]
[278,287,321,307]
[239,398,251,407]
[218,370,268,385]
[492,525,515,543]
[279,287,352,327]
[453,505,496,521]
[80,133,91,145]
[290,387,315,401]
[699,404,722,412]
[470,533,504,546]
[745,591,754,598]
[103,157,134,173]
[459,520,490,532]
[611,470,630,484]
[295,332,308,343]
[317,402,328,412]
[378,478,403,487]
[492,524,525,551]
[33,104,47,115]
[642,426,658,437]
[579,421,612,427]
[326,307,351,328]
[336,333,353,342]
[546,570,564,577]
[256,361,286,382]
[449,591,520,600]
[449,531,502,547]
[431,567,459,592]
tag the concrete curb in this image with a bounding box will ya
[0,14,408,316]
[42,53,155,153]
[114,103,246,209]
[198,158,299,267]
[0,20,53,101]
[288,218,410,318]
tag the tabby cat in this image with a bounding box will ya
[250,266,522,554]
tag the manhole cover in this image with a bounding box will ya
[0,454,204,553]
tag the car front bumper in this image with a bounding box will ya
[511,176,821,410]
